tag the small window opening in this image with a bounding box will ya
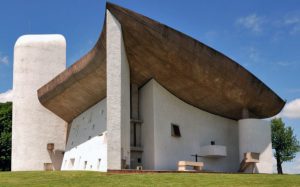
[84,161,87,170]
[137,158,142,163]
[68,158,75,169]
[97,159,101,170]
[171,124,181,137]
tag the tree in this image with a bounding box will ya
[271,118,300,174]
[0,102,12,171]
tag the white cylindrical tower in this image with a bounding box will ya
[12,34,67,171]
[238,119,273,173]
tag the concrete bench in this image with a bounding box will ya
[178,161,204,171]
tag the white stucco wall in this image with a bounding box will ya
[139,81,155,169]
[140,80,240,172]
[61,99,107,171]
[238,119,273,173]
[12,34,67,171]
[106,10,131,169]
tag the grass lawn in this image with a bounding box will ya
[0,171,299,187]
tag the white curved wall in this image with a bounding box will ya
[62,134,107,171]
[140,80,240,172]
[61,99,107,172]
[238,119,273,173]
[12,35,67,171]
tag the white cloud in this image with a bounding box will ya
[284,17,300,25]
[248,47,261,62]
[290,25,300,35]
[0,53,9,65]
[236,13,300,37]
[203,30,218,40]
[236,14,264,33]
[287,89,300,94]
[276,62,291,66]
[280,15,300,35]
[281,98,300,119]
[0,89,13,103]
[275,61,298,68]
[241,46,266,67]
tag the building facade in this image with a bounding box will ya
[12,3,285,173]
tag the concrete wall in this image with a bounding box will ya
[140,80,240,172]
[106,10,131,169]
[12,34,67,171]
[139,81,155,169]
[61,99,107,171]
[238,119,273,173]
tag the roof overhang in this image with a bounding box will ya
[38,2,285,122]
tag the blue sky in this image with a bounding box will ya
[0,0,300,173]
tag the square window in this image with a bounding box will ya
[171,124,181,137]
[137,158,142,163]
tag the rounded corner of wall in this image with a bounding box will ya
[14,35,29,49]
[52,34,67,48]
[12,33,68,171]
[14,34,67,50]
[238,118,273,173]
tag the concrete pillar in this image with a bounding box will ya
[106,10,131,170]
[12,35,67,171]
[131,84,139,119]
[238,119,273,173]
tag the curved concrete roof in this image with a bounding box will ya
[38,2,285,122]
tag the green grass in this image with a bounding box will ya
[0,171,299,187]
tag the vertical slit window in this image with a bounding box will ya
[171,124,181,137]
